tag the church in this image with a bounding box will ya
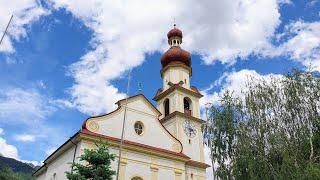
[33,25,209,180]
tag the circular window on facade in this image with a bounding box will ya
[134,121,144,135]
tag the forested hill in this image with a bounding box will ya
[0,155,37,180]
[0,156,36,173]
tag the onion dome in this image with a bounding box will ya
[161,24,191,68]
[161,47,191,68]
[167,25,183,39]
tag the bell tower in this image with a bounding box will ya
[154,25,205,163]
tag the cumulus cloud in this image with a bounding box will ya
[1,0,317,116]
[266,21,320,71]
[200,69,282,109]
[0,130,41,165]
[48,0,288,115]
[0,129,18,159]
[0,137,18,159]
[0,0,48,53]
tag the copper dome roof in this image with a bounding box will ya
[161,47,191,68]
[167,27,183,39]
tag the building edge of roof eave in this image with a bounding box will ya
[160,111,205,124]
[32,131,81,177]
[153,86,203,101]
[80,129,190,162]
[186,160,211,169]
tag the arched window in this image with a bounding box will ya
[132,177,143,180]
[164,98,170,116]
[184,97,192,115]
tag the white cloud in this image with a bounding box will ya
[0,128,3,135]
[0,0,48,53]
[200,69,282,109]
[14,134,36,142]
[306,0,318,7]
[0,134,42,166]
[21,159,42,167]
[0,130,41,165]
[0,88,55,124]
[0,133,18,159]
[267,21,320,71]
[48,0,287,115]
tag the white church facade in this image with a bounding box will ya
[33,26,209,180]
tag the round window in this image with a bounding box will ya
[134,121,144,135]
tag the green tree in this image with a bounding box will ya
[204,70,320,180]
[65,142,116,180]
[203,91,241,179]
[0,167,34,180]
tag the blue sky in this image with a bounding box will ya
[0,0,319,178]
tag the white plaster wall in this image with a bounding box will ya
[81,140,179,180]
[155,88,204,163]
[125,161,150,180]
[177,92,200,118]
[178,116,204,163]
[35,172,46,180]
[43,142,81,180]
[186,166,207,180]
[157,90,201,119]
[90,96,181,153]
[158,168,175,180]
[38,138,192,180]
[162,66,190,90]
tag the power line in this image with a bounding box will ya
[0,15,13,46]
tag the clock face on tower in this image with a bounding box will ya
[183,120,197,138]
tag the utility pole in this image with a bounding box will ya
[116,69,132,180]
[0,15,13,46]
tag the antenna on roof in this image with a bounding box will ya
[116,68,132,180]
[0,15,13,46]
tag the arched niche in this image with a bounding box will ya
[164,98,170,116]
[183,97,192,115]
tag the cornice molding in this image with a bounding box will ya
[160,111,205,124]
[153,85,203,101]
